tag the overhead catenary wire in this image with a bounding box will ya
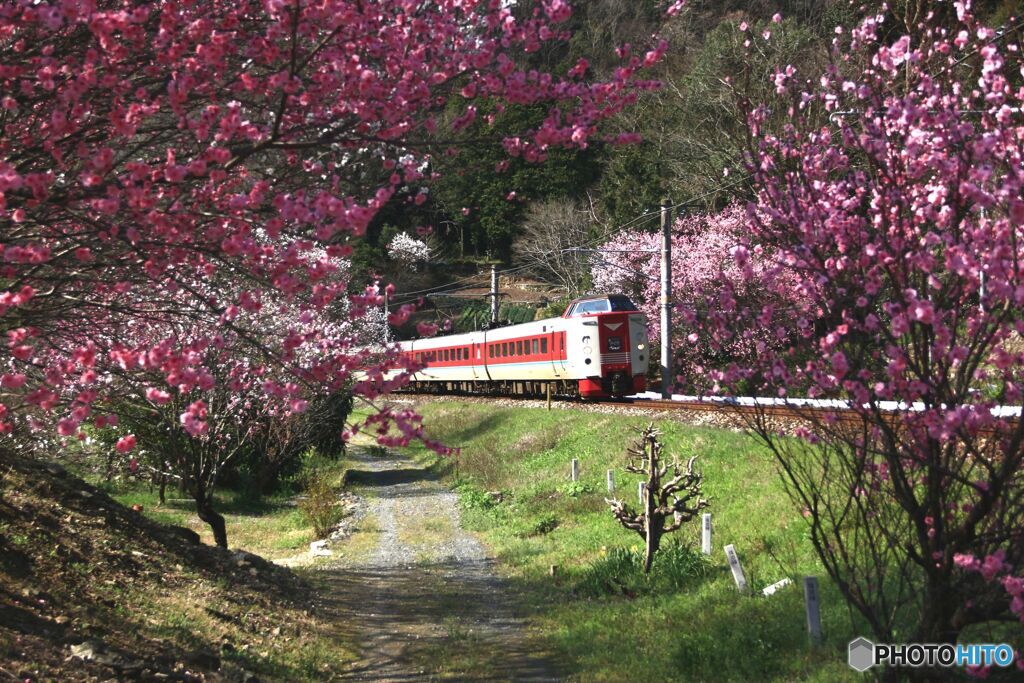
[385,171,753,310]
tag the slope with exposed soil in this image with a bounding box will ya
[0,450,353,682]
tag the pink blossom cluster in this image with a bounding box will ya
[592,204,804,389]
[0,1,668,449]
[695,1,1024,655]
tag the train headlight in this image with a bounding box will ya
[583,346,592,355]
[636,343,645,351]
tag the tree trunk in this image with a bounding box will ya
[196,498,228,548]
[158,474,166,506]
[642,483,660,573]
[644,522,656,573]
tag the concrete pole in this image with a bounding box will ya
[660,198,673,399]
[490,264,499,324]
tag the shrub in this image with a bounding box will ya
[298,467,344,539]
[556,481,594,498]
[456,483,501,512]
[529,515,559,536]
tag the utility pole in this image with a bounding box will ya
[490,264,499,324]
[660,198,673,399]
[383,290,391,343]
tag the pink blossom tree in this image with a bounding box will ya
[704,4,1024,670]
[592,204,803,391]
[0,2,665,450]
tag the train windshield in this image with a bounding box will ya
[565,295,638,317]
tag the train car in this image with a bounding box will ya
[396,294,649,399]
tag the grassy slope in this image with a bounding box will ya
[101,482,316,560]
[393,400,864,682]
[0,452,354,681]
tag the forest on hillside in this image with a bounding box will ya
[357,0,1022,335]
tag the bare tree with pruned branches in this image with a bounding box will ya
[607,424,709,573]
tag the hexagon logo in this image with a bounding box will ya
[848,637,875,672]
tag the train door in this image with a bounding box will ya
[549,327,568,376]
[480,333,493,381]
[544,329,557,378]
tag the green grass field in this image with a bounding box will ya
[92,466,342,559]
[391,400,866,682]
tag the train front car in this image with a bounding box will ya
[563,295,649,399]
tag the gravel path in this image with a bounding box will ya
[320,447,560,682]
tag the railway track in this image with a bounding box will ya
[403,391,1019,437]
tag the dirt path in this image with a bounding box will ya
[318,447,561,682]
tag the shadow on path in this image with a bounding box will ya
[323,560,559,682]
[344,467,438,487]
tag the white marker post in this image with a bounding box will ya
[724,544,747,592]
[804,576,823,645]
[638,481,645,507]
[571,459,579,482]
[762,578,792,597]
[606,469,615,494]
[701,513,712,555]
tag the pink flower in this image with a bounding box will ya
[0,373,26,389]
[115,435,137,453]
[145,387,172,405]
[830,351,849,379]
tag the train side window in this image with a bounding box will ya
[476,347,481,360]
[532,339,538,354]
[488,345,493,358]
[541,338,548,354]
[502,342,508,357]
[456,348,462,361]
[445,349,450,361]
[465,346,470,359]
[516,340,523,355]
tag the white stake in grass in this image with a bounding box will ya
[724,544,747,591]
[571,458,579,482]
[701,513,712,555]
[606,469,615,494]
[804,576,823,644]
[762,578,792,597]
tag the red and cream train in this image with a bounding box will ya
[396,295,649,399]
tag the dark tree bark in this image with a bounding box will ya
[196,497,228,549]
